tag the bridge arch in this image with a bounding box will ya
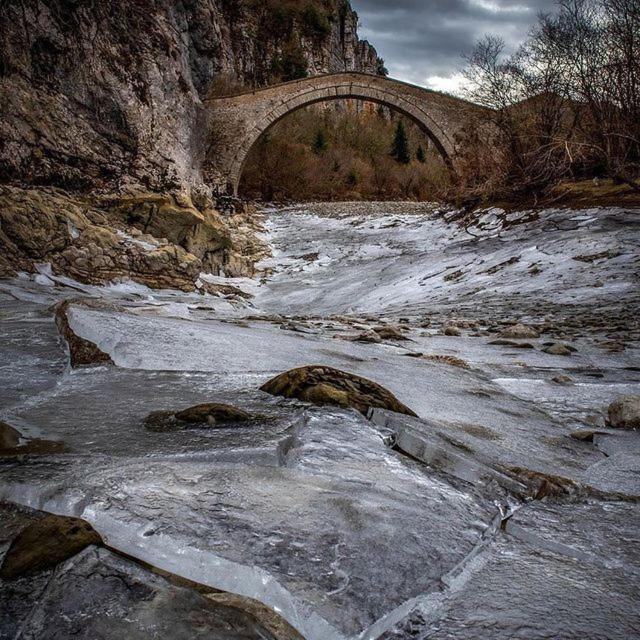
[202,73,482,195]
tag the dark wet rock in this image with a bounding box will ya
[0,420,21,449]
[507,467,581,500]
[145,403,254,432]
[353,330,382,343]
[444,269,464,282]
[260,365,417,417]
[542,343,576,356]
[55,300,114,368]
[607,396,640,430]
[373,325,409,341]
[488,339,535,349]
[205,593,304,640]
[0,439,68,458]
[0,420,67,458]
[0,515,102,580]
[500,323,540,339]
[0,503,289,640]
[552,375,574,385]
[3,545,281,640]
[176,403,253,424]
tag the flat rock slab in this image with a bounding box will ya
[369,409,608,495]
[2,544,280,640]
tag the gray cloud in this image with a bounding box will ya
[353,0,558,91]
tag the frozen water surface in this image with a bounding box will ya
[1,203,639,639]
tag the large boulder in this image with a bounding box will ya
[54,225,202,292]
[260,365,417,417]
[0,186,92,276]
[0,515,102,580]
[0,186,268,287]
[607,396,640,429]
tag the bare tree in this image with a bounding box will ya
[459,0,640,201]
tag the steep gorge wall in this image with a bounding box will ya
[0,0,382,196]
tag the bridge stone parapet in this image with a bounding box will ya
[199,73,486,195]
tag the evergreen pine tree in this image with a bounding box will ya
[313,129,328,154]
[416,145,426,163]
[391,120,411,164]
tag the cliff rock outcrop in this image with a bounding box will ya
[0,0,382,195]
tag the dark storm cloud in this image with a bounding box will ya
[353,0,558,92]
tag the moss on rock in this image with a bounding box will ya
[260,365,417,417]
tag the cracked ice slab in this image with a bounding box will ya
[253,205,640,317]
[381,501,640,640]
[0,409,497,640]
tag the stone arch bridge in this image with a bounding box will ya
[200,72,486,195]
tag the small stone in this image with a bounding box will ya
[551,375,574,385]
[144,403,254,432]
[569,429,607,442]
[422,355,470,369]
[500,323,540,339]
[175,403,253,425]
[488,339,534,349]
[542,343,575,356]
[442,325,461,336]
[280,321,319,334]
[353,330,382,343]
[373,325,409,341]
[607,396,640,429]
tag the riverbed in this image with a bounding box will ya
[1,203,639,639]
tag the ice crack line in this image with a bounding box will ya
[357,506,512,640]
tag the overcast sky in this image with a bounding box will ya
[353,0,558,94]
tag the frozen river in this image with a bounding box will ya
[1,203,639,639]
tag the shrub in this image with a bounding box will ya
[301,4,331,40]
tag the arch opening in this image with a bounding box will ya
[234,94,453,201]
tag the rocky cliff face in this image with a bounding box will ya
[0,0,382,195]
[0,0,382,288]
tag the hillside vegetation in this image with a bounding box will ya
[240,105,447,201]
